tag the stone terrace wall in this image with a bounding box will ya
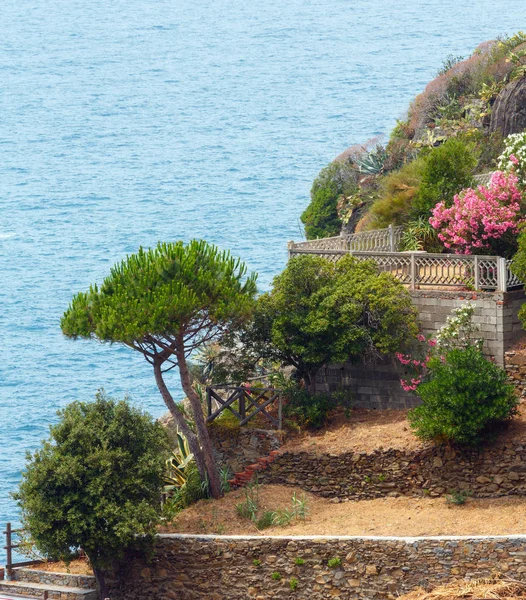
[259,442,526,500]
[107,534,526,599]
[209,426,283,474]
[505,350,526,397]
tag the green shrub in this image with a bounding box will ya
[256,511,275,530]
[290,578,299,591]
[301,161,358,239]
[13,393,169,597]
[283,387,352,430]
[253,559,262,567]
[512,230,526,316]
[235,482,259,521]
[411,137,477,218]
[399,217,443,252]
[408,346,518,446]
[294,557,305,566]
[446,490,470,505]
[271,572,282,581]
[367,159,425,229]
[327,557,342,568]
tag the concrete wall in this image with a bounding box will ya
[107,534,526,599]
[315,357,419,410]
[411,289,525,366]
[315,290,526,408]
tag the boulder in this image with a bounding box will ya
[490,78,526,137]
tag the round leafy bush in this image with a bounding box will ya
[408,346,518,446]
[411,137,477,219]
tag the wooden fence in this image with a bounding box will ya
[206,385,282,429]
[2,523,39,580]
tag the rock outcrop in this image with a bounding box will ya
[490,78,526,137]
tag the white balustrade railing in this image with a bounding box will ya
[287,245,522,292]
[288,224,404,256]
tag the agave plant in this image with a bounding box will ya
[164,432,194,494]
[355,145,388,175]
[400,217,443,253]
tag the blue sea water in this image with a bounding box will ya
[0,0,524,560]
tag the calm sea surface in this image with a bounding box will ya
[1,0,524,559]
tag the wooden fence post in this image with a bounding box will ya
[239,389,246,420]
[474,256,480,291]
[206,387,212,418]
[388,224,395,252]
[410,253,416,290]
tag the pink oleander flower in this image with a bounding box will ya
[395,352,412,366]
[430,171,523,254]
[510,154,520,166]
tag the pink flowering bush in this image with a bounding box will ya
[396,334,437,392]
[429,171,523,256]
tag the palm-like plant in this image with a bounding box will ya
[164,432,194,493]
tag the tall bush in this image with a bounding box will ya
[411,137,477,218]
[244,254,418,391]
[301,161,358,239]
[14,393,169,599]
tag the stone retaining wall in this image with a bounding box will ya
[505,350,526,397]
[258,441,526,500]
[209,426,283,474]
[107,534,526,599]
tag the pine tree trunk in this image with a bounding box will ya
[153,360,208,482]
[175,347,222,499]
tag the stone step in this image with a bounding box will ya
[11,568,95,590]
[0,580,97,600]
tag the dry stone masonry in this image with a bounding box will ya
[107,534,526,599]
[259,442,526,500]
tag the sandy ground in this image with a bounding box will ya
[30,558,91,575]
[166,484,526,537]
[282,403,526,455]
